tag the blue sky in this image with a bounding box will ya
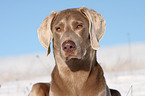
[0,0,145,57]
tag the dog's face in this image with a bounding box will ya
[51,9,90,61]
[38,7,106,71]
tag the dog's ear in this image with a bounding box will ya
[80,6,106,50]
[38,11,56,55]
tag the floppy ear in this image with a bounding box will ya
[80,7,106,50]
[38,11,56,55]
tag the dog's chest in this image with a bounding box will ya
[50,72,106,96]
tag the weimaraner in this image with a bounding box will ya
[29,6,121,96]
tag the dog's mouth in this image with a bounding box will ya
[65,51,90,72]
[65,54,81,61]
[63,49,87,61]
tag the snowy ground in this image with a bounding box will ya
[0,43,145,96]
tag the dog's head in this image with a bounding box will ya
[38,7,106,62]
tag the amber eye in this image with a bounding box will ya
[76,24,83,29]
[55,27,61,32]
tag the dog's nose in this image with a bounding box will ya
[62,40,76,52]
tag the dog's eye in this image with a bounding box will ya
[76,24,83,29]
[55,27,61,32]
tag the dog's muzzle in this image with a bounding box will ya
[61,40,85,61]
[62,40,76,53]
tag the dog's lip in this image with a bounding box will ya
[65,52,75,56]
[64,49,87,61]
[83,49,87,56]
[65,55,82,61]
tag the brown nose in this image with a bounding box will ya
[62,40,76,52]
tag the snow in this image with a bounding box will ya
[105,70,145,96]
[0,43,145,96]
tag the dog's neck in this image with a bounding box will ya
[52,48,98,89]
[51,49,106,96]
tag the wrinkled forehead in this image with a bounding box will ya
[52,9,88,26]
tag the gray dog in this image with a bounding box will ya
[29,6,121,96]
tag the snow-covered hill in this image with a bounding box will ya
[0,53,55,83]
[98,43,145,72]
[0,43,145,96]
